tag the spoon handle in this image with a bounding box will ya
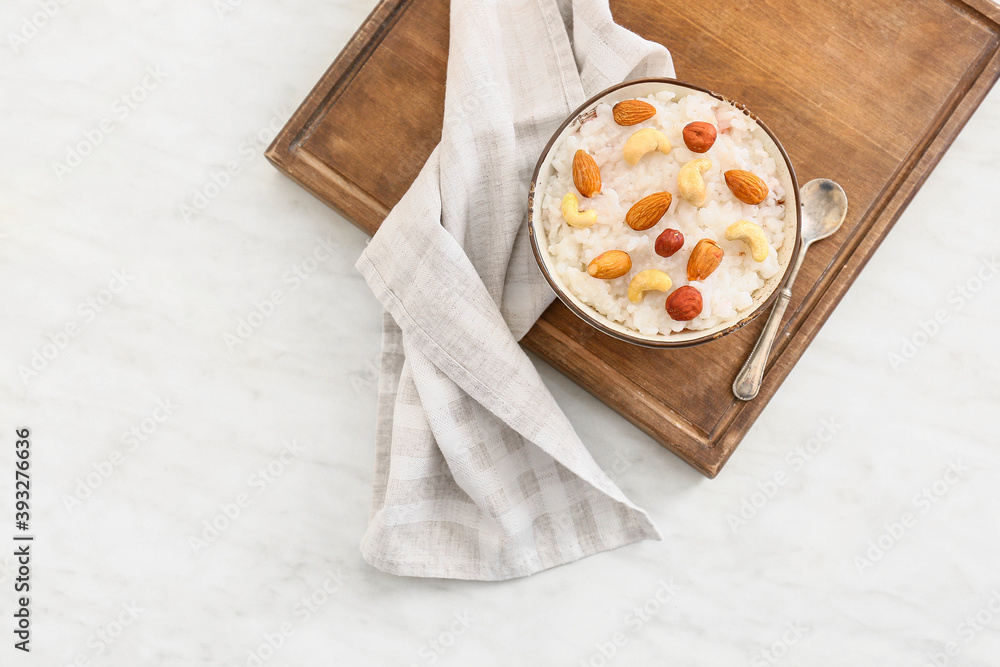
[732,285,793,401]
[733,234,811,400]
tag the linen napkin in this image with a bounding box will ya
[355,0,674,580]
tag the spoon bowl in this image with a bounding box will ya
[801,179,849,245]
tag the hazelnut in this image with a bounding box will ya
[654,228,684,257]
[682,121,717,153]
[665,286,704,321]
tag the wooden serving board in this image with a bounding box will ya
[266,0,1000,477]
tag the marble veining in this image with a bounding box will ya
[1,1,998,665]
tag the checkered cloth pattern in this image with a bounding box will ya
[355,0,674,580]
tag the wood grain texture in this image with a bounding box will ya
[265,0,1000,477]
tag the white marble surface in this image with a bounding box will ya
[2,1,999,665]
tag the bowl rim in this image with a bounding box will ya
[527,77,802,349]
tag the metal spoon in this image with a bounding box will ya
[732,178,848,401]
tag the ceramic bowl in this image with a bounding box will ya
[527,78,801,348]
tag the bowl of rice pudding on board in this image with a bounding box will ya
[528,78,802,349]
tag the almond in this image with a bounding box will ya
[625,192,672,230]
[682,121,717,153]
[573,150,601,198]
[724,169,769,205]
[687,238,724,281]
[612,100,656,126]
[587,250,632,280]
[665,286,703,321]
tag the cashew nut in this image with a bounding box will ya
[627,269,672,304]
[560,193,597,228]
[623,128,671,166]
[678,158,712,207]
[725,220,769,261]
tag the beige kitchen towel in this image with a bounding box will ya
[355,0,674,580]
